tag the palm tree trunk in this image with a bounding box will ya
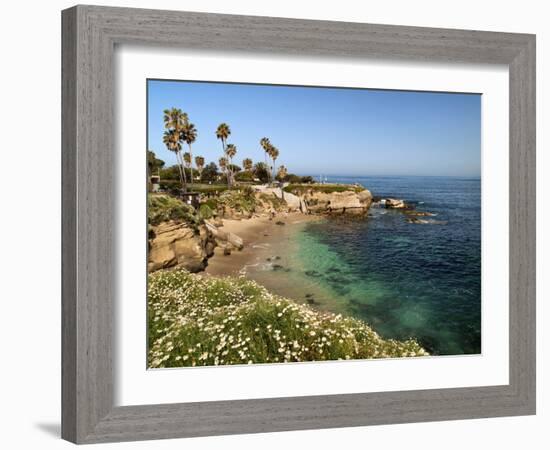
[188,144,194,190]
[173,152,184,190]
[221,139,231,189]
[264,152,269,184]
[176,151,188,192]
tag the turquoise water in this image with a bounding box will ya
[293,176,481,355]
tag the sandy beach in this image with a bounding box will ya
[204,212,320,277]
[203,212,352,316]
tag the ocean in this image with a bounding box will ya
[243,176,481,355]
[296,175,482,355]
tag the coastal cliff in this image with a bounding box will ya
[148,185,374,273]
[148,221,215,272]
[262,183,373,215]
[301,188,373,214]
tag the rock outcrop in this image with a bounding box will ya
[148,221,215,273]
[255,187,308,213]
[276,190,308,213]
[204,220,244,250]
[375,198,409,209]
[301,189,373,215]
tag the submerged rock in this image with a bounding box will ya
[382,198,407,209]
[406,217,447,225]
[404,210,436,217]
[305,293,317,305]
[305,270,322,277]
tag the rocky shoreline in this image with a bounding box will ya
[148,184,373,273]
[147,183,438,274]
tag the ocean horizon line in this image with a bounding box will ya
[296,174,482,180]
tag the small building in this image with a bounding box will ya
[150,175,160,192]
[180,191,201,209]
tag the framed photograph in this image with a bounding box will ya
[62,5,536,444]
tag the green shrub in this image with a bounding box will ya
[191,184,229,194]
[217,189,257,213]
[204,198,219,211]
[148,194,199,227]
[235,171,255,182]
[285,174,315,184]
[283,183,365,195]
[147,269,428,368]
[259,193,286,211]
[198,204,214,220]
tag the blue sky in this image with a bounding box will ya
[147,80,481,177]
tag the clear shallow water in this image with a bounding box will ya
[293,176,481,355]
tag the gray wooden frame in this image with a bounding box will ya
[62,5,536,444]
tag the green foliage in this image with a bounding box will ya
[241,185,255,199]
[204,198,219,211]
[191,184,229,194]
[147,150,165,173]
[200,162,219,182]
[285,174,314,184]
[148,269,428,368]
[148,194,199,227]
[259,193,286,211]
[159,165,181,181]
[217,189,257,213]
[283,183,365,195]
[198,204,214,220]
[253,162,270,183]
[234,171,255,182]
[159,165,194,182]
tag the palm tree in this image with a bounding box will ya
[276,164,288,201]
[276,165,288,181]
[218,157,228,184]
[216,123,231,155]
[225,144,237,187]
[162,129,185,189]
[195,155,205,182]
[163,107,188,191]
[183,152,192,185]
[163,107,188,130]
[216,123,231,187]
[181,122,197,189]
[260,137,271,168]
[269,146,279,183]
[243,158,253,172]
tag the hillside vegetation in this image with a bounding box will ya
[148,269,428,368]
[148,194,199,227]
[283,183,365,195]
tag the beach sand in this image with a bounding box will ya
[204,212,349,314]
[204,212,319,277]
